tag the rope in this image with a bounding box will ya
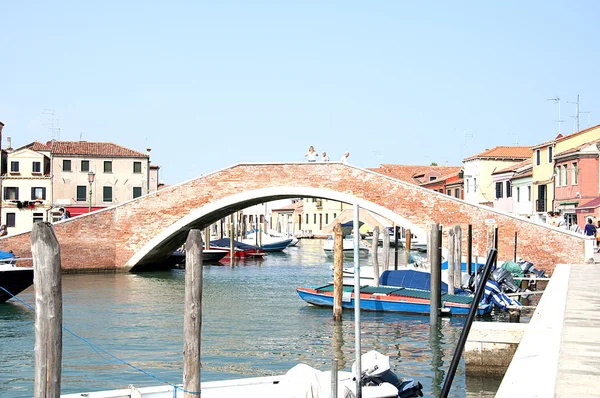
[0,285,199,396]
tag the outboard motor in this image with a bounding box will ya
[355,350,423,397]
[491,268,520,293]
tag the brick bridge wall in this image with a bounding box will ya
[0,163,585,272]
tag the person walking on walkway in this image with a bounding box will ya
[304,146,318,162]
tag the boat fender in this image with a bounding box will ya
[128,385,142,398]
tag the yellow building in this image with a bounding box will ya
[531,124,600,220]
[300,198,350,237]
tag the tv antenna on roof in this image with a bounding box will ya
[580,111,591,128]
[546,97,564,135]
[43,109,60,140]
[568,95,581,133]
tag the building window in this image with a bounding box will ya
[104,161,112,173]
[466,179,469,193]
[333,213,337,219]
[517,187,520,202]
[76,186,87,202]
[556,167,561,186]
[63,159,72,172]
[81,160,89,172]
[429,176,437,181]
[103,186,113,202]
[548,146,553,163]
[325,213,329,224]
[31,187,46,200]
[563,165,569,185]
[133,187,142,198]
[4,187,19,200]
[313,214,317,224]
[446,190,451,195]
[573,162,578,184]
[527,186,531,201]
[33,213,44,223]
[474,178,477,192]
[32,161,41,173]
[6,213,16,228]
[454,189,460,198]
[536,149,540,166]
[306,214,309,224]
[495,182,503,199]
[506,181,512,198]
[10,161,19,173]
[133,161,142,173]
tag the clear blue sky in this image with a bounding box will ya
[2,1,599,183]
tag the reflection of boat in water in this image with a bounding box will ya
[0,251,33,303]
[323,235,369,259]
[209,238,266,258]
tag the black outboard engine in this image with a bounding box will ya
[356,350,423,397]
[491,268,520,293]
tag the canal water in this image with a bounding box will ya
[0,239,501,397]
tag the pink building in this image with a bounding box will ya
[554,141,600,227]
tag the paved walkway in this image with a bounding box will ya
[555,264,600,396]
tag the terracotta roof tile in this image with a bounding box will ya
[464,146,532,162]
[50,141,149,158]
[555,138,600,157]
[14,141,52,152]
[368,164,462,184]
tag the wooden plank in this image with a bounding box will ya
[32,222,62,398]
[183,229,203,397]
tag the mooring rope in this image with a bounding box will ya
[0,285,200,396]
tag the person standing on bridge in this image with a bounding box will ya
[340,151,350,164]
[321,151,330,162]
[305,146,318,162]
[584,218,597,249]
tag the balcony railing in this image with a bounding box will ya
[536,199,546,213]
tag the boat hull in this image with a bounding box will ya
[296,286,492,316]
[324,248,369,259]
[0,267,34,303]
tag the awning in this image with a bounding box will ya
[556,201,578,213]
[64,206,105,217]
[575,196,600,213]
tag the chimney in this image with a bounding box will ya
[6,136,12,151]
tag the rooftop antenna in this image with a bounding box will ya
[42,109,60,140]
[568,94,580,133]
[580,111,591,128]
[463,129,474,159]
[546,97,563,135]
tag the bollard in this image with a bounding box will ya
[447,229,455,295]
[430,223,442,323]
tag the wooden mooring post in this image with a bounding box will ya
[429,223,442,323]
[32,222,63,398]
[466,224,473,275]
[183,229,203,397]
[382,232,390,271]
[447,229,455,295]
[404,228,412,265]
[514,231,518,262]
[454,225,462,289]
[371,226,380,287]
[333,221,343,321]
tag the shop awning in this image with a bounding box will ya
[575,196,600,213]
[65,206,105,217]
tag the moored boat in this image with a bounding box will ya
[0,251,34,303]
[168,249,230,266]
[296,283,493,316]
[323,235,369,259]
[209,238,266,258]
[242,233,293,252]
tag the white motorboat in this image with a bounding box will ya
[61,350,423,398]
[323,235,369,259]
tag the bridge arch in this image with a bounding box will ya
[128,186,427,269]
[0,163,585,272]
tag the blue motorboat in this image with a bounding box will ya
[0,251,33,303]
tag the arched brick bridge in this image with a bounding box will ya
[0,163,585,272]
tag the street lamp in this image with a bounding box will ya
[88,171,95,213]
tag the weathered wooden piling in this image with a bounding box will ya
[454,225,462,289]
[229,217,235,259]
[447,229,455,295]
[394,225,399,270]
[333,221,343,321]
[405,228,412,265]
[32,222,63,398]
[429,223,442,323]
[486,225,496,255]
[382,232,390,271]
[514,231,518,262]
[183,229,203,398]
[204,227,211,250]
[371,226,380,287]
[467,224,473,275]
